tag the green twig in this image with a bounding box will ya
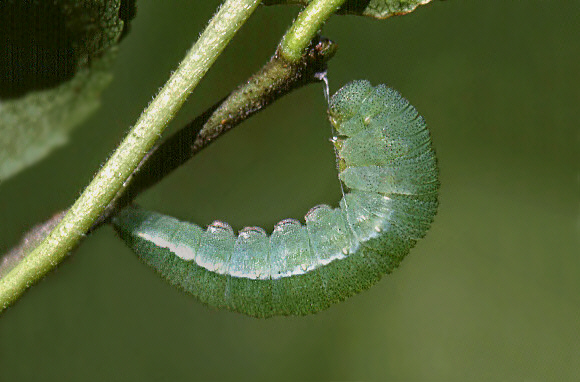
[280,0,346,61]
[0,0,261,312]
[92,38,337,227]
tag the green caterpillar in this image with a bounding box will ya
[113,80,439,318]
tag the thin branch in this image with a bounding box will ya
[0,0,261,313]
[93,37,337,228]
[280,0,346,61]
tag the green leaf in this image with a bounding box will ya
[0,0,136,182]
[263,0,434,19]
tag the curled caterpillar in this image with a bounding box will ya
[112,80,439,318]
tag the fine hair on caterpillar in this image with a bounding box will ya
[113,80,439,318]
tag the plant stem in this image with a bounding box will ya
[0,0,260,313]
[280,0,346,61]
[94,38,337,225]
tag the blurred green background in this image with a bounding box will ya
[1,0,578,380]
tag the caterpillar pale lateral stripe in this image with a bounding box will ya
[113,80,439,318]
